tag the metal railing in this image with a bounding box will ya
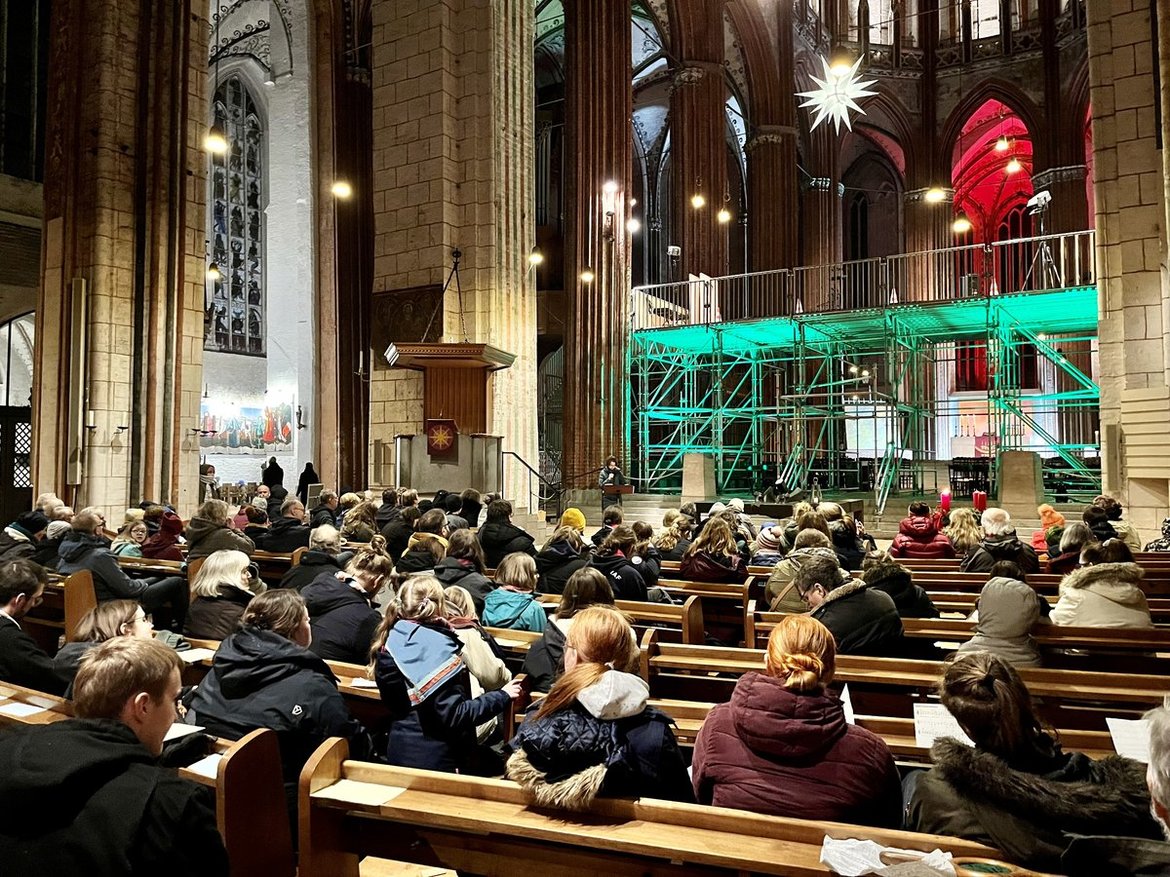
[502,451,559,517]
[631,229,1095,332]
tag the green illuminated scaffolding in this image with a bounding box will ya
[629,286,1101,511]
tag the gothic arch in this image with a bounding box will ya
[939,79,1044,170]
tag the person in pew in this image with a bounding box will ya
[904,652,1159,871]
[534,525,590,596]
[58,510,190,632]
[340,499,379,543]
[953,563,1044,667]
[1048,521,1095,575]
[396,509,450,576]
[777,503,831,553]
[1051,539,1153,629]
[309,490,340,530]
[301,537,392,664]
[749,525,786,566]
[277,524,345,591]
[889,501,956,560]
[691,615,902,826]
[0,510,49,565]
[629,521,662,590]
[680,517,749,585]
[959,508,1040,574]
[443,586,512,741]
[443,494,470,533]
[140,507,185,561]
[765,529,848,614]
[261,496,312,553]
[240,503,270,545]
[793,556,903,655]
[1083,504,1121,546]
[372,576,521,773]
[476,499,537,569]
[1061,703,1170,875]
[483,552,548,631]
[381,505,421,564]
[55,600,156,688]
[588,526,653,601]
[185,498,255,560]
[265,484,288,523]
[0,637,229,876]
[860,554,940,618]
[590,505,624,548]
[435,529,494,615]
[713,508,754,562]
[507,605,694,807]
[186,590,368,810]
[1030,504,1066,555]
[819,503,869,571]
[375,487,400,529]
[109,512,149,558]
[458,488,483,528]
[1093,494,1143,552]
[942,507,983,558]
[652,514,694,562]
[0,560,68,695]
[558,506,587,535]
[185,550,266,641]
[522,568,617,693]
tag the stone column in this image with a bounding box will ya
[369,0,537,505]
[1087,0,1170,533]
[746,127,800,281]
[561,0,632,493]
[35,0,205,513]
[1031,165,1089,235]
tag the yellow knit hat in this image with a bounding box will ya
[560,507,587,531]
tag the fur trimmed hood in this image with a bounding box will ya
[819,578,870,607]
[1061,561,1144,594]
[506,748,608,811]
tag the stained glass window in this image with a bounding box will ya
[206,74,265,355]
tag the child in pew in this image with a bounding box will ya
[371,576,522,774]
[507,606,694,807]
[691,615,902,827]
[904,651,1161,872]
[483,552,548,631]
[443,585,512,742]
[54,599,157,694]
[522,567,617,693]
[955,561,1047,668]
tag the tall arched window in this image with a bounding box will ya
[206,74,265,355]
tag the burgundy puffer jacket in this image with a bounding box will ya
[889,516,956,559]
[691,672,902,827]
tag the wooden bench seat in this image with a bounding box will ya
[537,595,706,645]
[298,738,1001,877]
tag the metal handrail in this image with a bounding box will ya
[502,451,559,516]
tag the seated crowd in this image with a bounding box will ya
[1,485,1169,875]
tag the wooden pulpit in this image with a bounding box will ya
[383,342,516,435]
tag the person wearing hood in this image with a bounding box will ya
[265,484,289,523]
[680,517,748,584]
[692,615,901,826]
[889,501,956,559]
[483,553,547,631]
[0,510,49,564]
[508,606,693,808]
[535,526,589,595]
[1051,540,1153,629]
[434,529,494,614]
[186,590,367,807]
[954,566,1044,667]
[587,525,651,601]
[477,499,538,568]
[279,524,348,591]
[959,508,1040,573]
[184,498,255,560]
[1031,504,1066,554]
[261,497,312,553]
[794,556,904,655]
[1093,494,1143,552]
[860,554,939,618]
[0,561,68,695]
[765,529,848,613]
[906,652,1159,871]
[749,525,786,566]
[458,488,483,528]
[261,455,285,488]
[301,537,393,664]
[58,510,189,631]
[0,637,228,876]
[522,568,616,693]
[296,462,319,506]
[373,576,521,773]
[653,514,694,562]
[184,550,265,641]
[140,507,185,561]
[396,509,450,576]
[381,505,421,563]
[375,488,400,529]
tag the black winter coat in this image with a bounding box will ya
[587,552,649,601]
[260,517,311,553]
[309,506,336,529]
[396,546,438,575]
[478,520,537,568]
[861,563,940,619]
[279,550,345,592]
[960,534,1040,574]
[30,535,64,569]
[829,522,867,571]
[374,622,511,773]
[520,619,567,693]
[57,531,150,602]
[459,499,483,528]
[0,532,36,564]
[535,541,588,594]
[631,546,662,589]
[433,558,494,615]
[379,518,414,563]
[375,504,400,529]
[0,616,68,695]
[811,580,904,655]
[184,585,254,641]
[301,574,382,665]
[656,538,691,562]
[0,718,227,877]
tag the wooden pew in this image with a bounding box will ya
[535,595,706,646]
[926,589,1170,624]
[250,549,299,586]
[22,575,67,654]
[298,738,1001,877]
[117,556,187,577]
[63,571,97,643]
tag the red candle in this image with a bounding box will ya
[940,489,952,513]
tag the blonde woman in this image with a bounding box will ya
[340,499,378,543]
[444,585,512,742]
[653,514,694,561]
[691,615,900,825]
[680,517,747,583]
[184,549,265,640]
[54,600,155,689]
[371,575,522,772]
[507,606,693,808]
[944,507,983,556]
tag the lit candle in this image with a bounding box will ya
[940,488,952,513]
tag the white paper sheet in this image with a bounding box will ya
[185,753,223,780]
[912,703,973,749]
[819,837,956,877]
[164,722,205,742]
[840,684,855,725]
[1107,717,1151,763]
[312,779,407,807]
[347,677,378,689]
[177,648,217,664]
[0,701,46,718]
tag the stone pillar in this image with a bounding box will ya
[35,0,205,513]
[1088,0,1170,533]
[369,0,537,505]
[746,127,800,281]
[1032,165,1090,235]
[561,0,632,492]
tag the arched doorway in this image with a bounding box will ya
[0,312,34,519]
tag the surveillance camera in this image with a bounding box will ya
[1026,190,1051,210]
[667,245,681,258]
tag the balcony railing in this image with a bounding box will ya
[630,229,1095,333]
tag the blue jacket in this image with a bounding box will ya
[57,532,149,601]
[482,588,547,632]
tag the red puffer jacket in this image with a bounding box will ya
[691,672,902,827]
[889,516,956,559]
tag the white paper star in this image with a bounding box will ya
[797,56,879,133]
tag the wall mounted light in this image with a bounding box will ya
[331,180,353,199]
[627,217,642,234]
[924,187,946,204]
[952,212,973,235]
[579,267,596,284]
[527,248,544,266]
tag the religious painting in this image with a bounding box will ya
[371,285,443,370]
[199,401,294,452]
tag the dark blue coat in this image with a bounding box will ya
[587,553,648,601]
[301,573,382,665]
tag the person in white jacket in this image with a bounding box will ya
[1051,540,1153,629]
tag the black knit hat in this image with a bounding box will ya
[13,510,50,536]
